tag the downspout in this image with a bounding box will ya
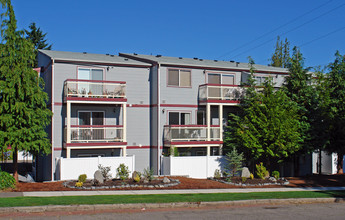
[51,58,55,181]
[157,63,161,175]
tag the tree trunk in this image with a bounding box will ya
[13,147,18,182]
[337,153,344,174]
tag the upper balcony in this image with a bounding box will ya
[199,84,245,105]
[163,125,222,145]
[64,79,127,103]
[64,125,125,147]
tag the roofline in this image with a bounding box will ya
[119,53,158,65]
[53,59,151,68]
[38,50,152,68]
[160,63,289,75]
[119,53,289,74]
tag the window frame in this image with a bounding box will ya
[77,66,106,81]
[206,71,236,85]
[167,111,192,125]
[167,68,192,88]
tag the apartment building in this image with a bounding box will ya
[37,49,304,181]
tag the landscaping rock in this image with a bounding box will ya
[94,170,104,184]
[132,171,138,179]
[241,167,250,178]
[163,177,171,183]
[269,177,277,182]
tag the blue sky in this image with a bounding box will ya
[11,0,345,68]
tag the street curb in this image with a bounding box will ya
[0,197,344,214]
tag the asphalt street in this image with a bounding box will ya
[1,202,344,220]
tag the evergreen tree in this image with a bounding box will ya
[25,22,52,67]
[224,61,302,171]
[325,51,345,173]
[0,0,52,181]
[270,36,290,68]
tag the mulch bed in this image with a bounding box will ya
[213,176,288,186]
[7,174,345,192]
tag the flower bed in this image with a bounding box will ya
[64,178,180,190]
[211,177,289,186]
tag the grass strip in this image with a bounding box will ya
[0,190,344,207]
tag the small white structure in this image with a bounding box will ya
[56,155,135,180]
[312,151,338,174]
[161,156,225,179]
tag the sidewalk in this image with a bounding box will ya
[1,186,345,197]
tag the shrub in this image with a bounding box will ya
[225,146,244,177]
[116,163,129,181]
[242,177,247,183]
[272,171,280,179]
[78,174,87,183]
[214,169,222,179]
[133,173,141,182]
[0,168,16,190]
[256,162,269,180]
[98,164,112,180]
[250,173,254,180]
[143,167,154,182]
[75,181,83,187]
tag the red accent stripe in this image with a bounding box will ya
[66,142,127,147]
[160,104,198,108]
[70,125,123,128]
[54,148,62,151]
[127,104,151,108]
[166,141,223,145]
[65,79,126,84]
[199,100,240,104]
[127,146,151,149]
[65,97,127,102]
[200,83,240,87]
[55,102,63,106]
[164,125,220,127]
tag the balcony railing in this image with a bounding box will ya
[64,125,124,143]
[199,84,245,101]
[164,125,220,142]
[64,79,126,99]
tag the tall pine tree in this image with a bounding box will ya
[224,60,302,171]
[270,36,290,68]
[25,22,52,67]
[0,0,52,181]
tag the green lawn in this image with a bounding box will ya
[0,191,344,207]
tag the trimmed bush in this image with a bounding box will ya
[214,169,222,179]
[256,162,269,180]
[143,167,154,182]
[116,163,129,181]
[78,174,87,183]
[0,169,16,190]
[75,181,83,187]
[272,171,280,179]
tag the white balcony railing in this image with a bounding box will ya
[64,79,126,99]
[164,125,220,142]
[199,84,245,101]
[65,125,124,143]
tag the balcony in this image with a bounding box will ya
[199,84,245,104]
[64,125,124,144]
[64,79,126,102]
[163,125,221,145]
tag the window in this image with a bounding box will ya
[207,73,234,85]
[167,69,191,87]
[254,76,268,85]
[168,112,191,125]
[78,68,103,81]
